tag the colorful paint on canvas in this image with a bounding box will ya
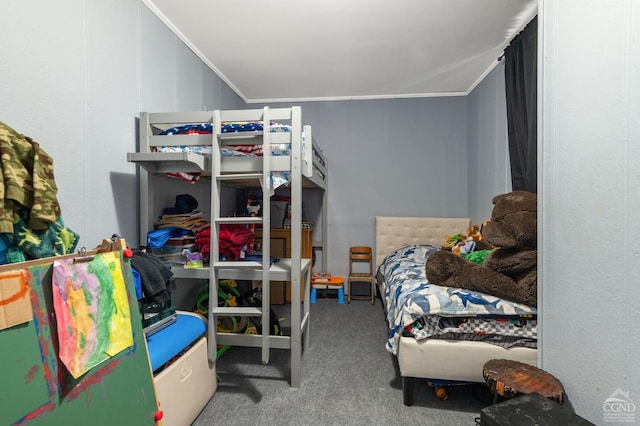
[52,251,133,378]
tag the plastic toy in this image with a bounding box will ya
[246,203,261,216]
[426,379,473,401]
[182,249,204,268]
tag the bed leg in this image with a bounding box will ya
[402,376,415,406]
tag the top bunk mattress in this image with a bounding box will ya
[152,121,297,189]
[155,121,294,157]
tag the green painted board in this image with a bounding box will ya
[0,252,159,426]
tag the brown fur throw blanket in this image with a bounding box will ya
[425,191,537,307]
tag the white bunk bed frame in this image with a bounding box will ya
[128,106,328,387]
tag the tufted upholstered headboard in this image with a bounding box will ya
[375,216,471,269]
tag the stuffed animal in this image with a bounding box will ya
[446,224,493,255]
[425,190,537,307]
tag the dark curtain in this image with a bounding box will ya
[504,16,538,193]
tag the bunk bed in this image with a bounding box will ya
[375,217,538,405]
[127,106,328,388]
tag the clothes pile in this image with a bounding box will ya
[0,121,79,264]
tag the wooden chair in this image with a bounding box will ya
[347,246,375,305]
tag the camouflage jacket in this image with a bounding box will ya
[0,121,61,234]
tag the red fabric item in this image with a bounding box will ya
[195,224,254,261]
[219,224,254,260]
[195,227,210,261]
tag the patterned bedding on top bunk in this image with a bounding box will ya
[379,245,537,355]
[155,122,293,157]
[155,122,296,188]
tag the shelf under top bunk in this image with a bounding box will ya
[170,258,312,281]
[127,150,326,189]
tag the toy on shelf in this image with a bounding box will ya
[182,249,204,268]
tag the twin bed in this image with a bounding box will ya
[375,216,538,405]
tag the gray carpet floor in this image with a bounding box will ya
[192,295,491,426]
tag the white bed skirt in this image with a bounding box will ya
[397,337,538,382]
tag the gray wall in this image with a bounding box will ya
[540,1,640,423]
[263,63,510,277]
[467,60,513,224]
[0,1,243,250]
[262,97,474,277]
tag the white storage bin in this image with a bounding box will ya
[146,311,216,426]
[154,336,216,426]
[151,243,196,265]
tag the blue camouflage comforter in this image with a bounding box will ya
[379,245,537,355]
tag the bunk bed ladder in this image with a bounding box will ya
[209,107,273,365]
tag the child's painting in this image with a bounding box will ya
[0,270,33,330]
[52,251,133,378]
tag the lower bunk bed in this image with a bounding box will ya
[375,216,538,405]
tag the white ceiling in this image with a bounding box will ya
[143,0,537,103]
